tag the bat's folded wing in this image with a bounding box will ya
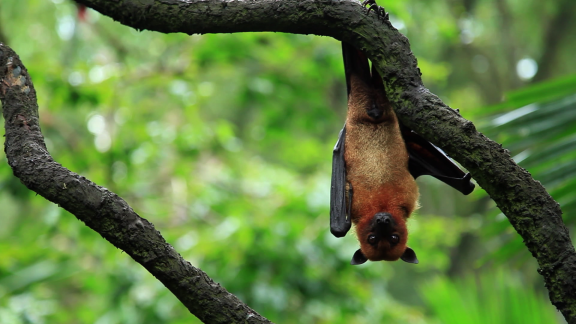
[330,125,351,237]
[401,125,475,195]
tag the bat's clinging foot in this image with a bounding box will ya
[361,0,389,20]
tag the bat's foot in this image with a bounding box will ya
[361,0,389,20]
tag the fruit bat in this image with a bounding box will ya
[330,42,475,265]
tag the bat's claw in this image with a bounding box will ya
[360,0,389,20]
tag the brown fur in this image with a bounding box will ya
[344,72,419,262]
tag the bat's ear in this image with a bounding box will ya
[351,249,368,265]
[400,247,419,264]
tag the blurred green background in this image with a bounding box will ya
[1,0,575,323]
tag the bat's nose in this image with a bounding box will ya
[374,212,392,224]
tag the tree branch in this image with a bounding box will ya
[3,0,576,322]
[0,45,271,324]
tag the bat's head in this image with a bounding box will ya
[351,212,418,265]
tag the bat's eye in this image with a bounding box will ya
[367,234,378,245]
[390,234,400,244]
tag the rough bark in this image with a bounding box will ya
[2,0,575,322]
[0,46,271,324]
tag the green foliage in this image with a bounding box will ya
[479,75,576,264]
[0,0,571,323]
[422,270,559,324]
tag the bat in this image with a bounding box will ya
[330,42,475,265]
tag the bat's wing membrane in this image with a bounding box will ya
[330,125,351,237]
[400,124,475,195]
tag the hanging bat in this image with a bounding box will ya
[330,42,474,265]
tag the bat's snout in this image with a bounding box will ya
[374,212,392,224]
[373,212,394,228]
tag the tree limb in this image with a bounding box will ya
[3,0,576,322]
[0,45,271,324]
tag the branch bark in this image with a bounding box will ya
[2,0,576,322]
[0,46,271,324]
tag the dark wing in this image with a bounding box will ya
[400,124,475,195]
[329,42,369,238]
[342,42,372,96]
[330,43,371,238]
[330,125,351,237]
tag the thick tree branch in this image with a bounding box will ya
[0,46,271,324]
[3,0,576,322]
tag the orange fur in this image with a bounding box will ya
[344,69,419,262]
